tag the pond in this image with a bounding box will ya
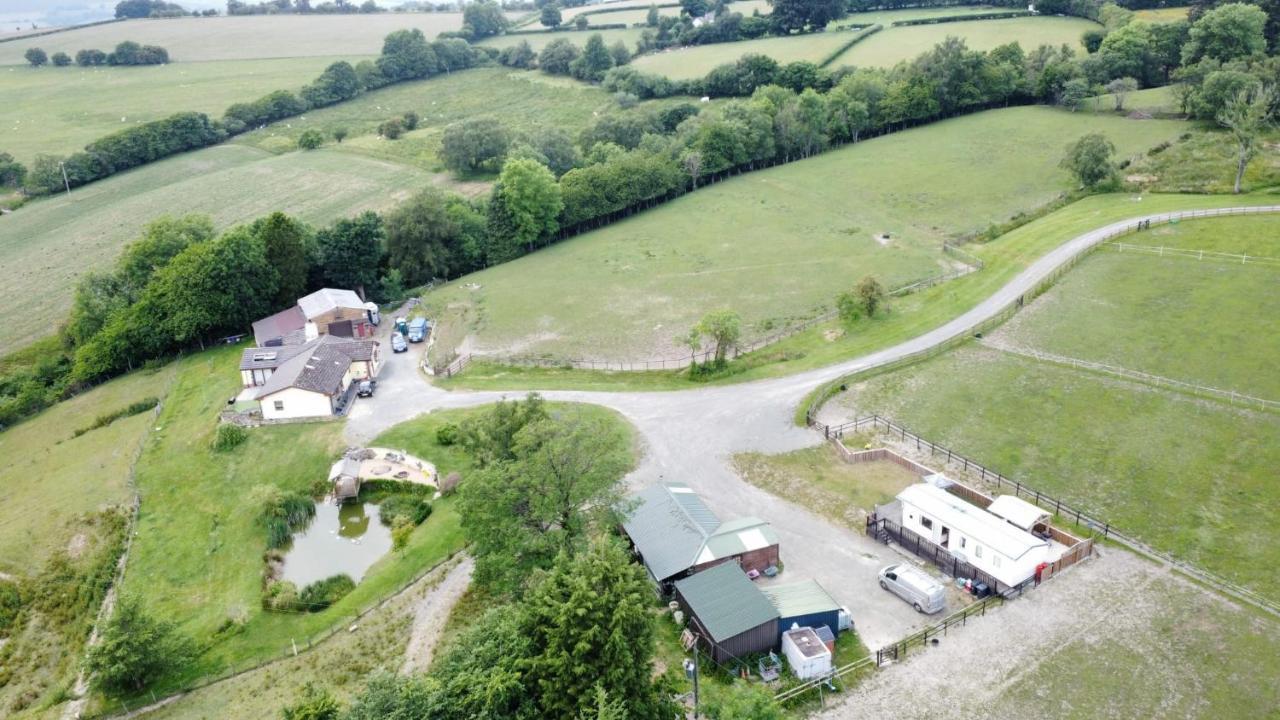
[280,501,393,588]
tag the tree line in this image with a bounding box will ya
[23,40,170,67]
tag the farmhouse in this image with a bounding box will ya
[673,562,780,663]
[246,334,381,421]
[896,482,1052,588]
[252,288,376,347]
[622,482,780,591]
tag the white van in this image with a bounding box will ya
[878,564,946,614]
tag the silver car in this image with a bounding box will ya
[390,332,408,353]
[879,564,946,614]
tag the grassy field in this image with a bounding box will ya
[478,26,647,51]
[827,343,1280,600]
[1123,127,1280,194]
[0,365,174,575]
[567,0,772,27]
[443,190,1277,393]
[0,144,439,352]
[0,14,471,64]
[0,56,360,162]
[991,215,1280,399]
[422,106,1188,364]
[831,16,1097,68]
[831,4,1011,27]
[630,28,863,79]
[1133,5,1191,22]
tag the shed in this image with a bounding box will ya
[987,495,1052,534]
[760,580,843,643]
[674,563,779,663]
[780,626,832,680]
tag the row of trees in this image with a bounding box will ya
[114,0,190,17]
[227,0,382,14]
[23,40,169,67]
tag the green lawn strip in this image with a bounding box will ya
[991,218,1280,398]
[427,107,1191,371]
[0,56,359,163]
[440,191,1275,393]
[0,363,175,574]
[834,344,1280,601]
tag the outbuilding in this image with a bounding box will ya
[760,580,845,643]
[780,626,832,680]
[674,563,779,663]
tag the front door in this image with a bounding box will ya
[940,526,950,548]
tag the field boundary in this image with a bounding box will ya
[980,339,1280,412]
[0,18,124,45]
[811,413,1280,618]
[801,205,1280,427]
[817,24,884,67]
[432,244,982,377]
[1102,240,1280,267]
[889,9,1036,25]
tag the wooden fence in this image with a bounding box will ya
[1104,241,1280,267]
[833,443,935,477]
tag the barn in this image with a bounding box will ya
[674,563,779,663]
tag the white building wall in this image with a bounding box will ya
[259,387,334,420]
[900,500,1047,587]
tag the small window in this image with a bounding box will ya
[274,400,284,411]
[959,537,966,549]
[974,545,983,559]
[921,517,933,530]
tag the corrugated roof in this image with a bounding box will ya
[898,484,1048,561]
[761,580,841,619]
[701,518,778,564]
[675,563,778,643]
[298,288,365,319]
[623,483,716,582]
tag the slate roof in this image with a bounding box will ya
[298,288,365,320]
[622,483,778,583]
[251,305,307,347]
[253,335,377,400]
[675,563,778,643]
[761,580,842,619]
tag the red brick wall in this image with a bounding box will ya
[691,544,780,577]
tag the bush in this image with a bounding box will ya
[263,579,302,612]
[391,516,414,551]
[281,683,342,720]
[402,111,420,130]
[298,129,324,150]
[435,422,460,446]
[379,117,405,139]
[51,52,72,66]
[253,486,316,548]
[86,597,193,693]
[211,422,248,451]
[379,495,432,527]
[333,127,349,143]
[299,574,355,612]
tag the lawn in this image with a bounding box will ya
[990,215,1280,399]
[827,343,1280,601]
[0,14,470,64]
[478,26,648,51]
[423,106,1189,365]
[443,190,1277,393]
[0,56,360,163]
[1133,5,1191,22]
[830,16,1098,68]
[0,144,439,352]
[733,444,919,531]
[630,28,863,79]
[0,362,175,575]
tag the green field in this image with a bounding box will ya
[1123,126,1280,193]
[0,144,439,352]
[565,0,772,27]
[1133,5,1191,22]
[0,14,473,64]
[0,56,360,163]
[830,4,1013,27]
[478,26,647,51]
[831,16,1097,68]
[992,215,1280,399]
[630,28,862,79]
[0,364,174,575]
[423,106,1188,363]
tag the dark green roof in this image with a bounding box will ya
[675,563,778,642]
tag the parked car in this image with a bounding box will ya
[394,317,408,336]
[357,380,376,397]
[878,564,946,614]
[407,317,430,343]
[391,332,408,353]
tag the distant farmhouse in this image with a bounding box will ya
[622,482,779,593]
[237,288,381,421]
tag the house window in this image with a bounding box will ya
[274,400,284,411]
[974,545,983,559]
[921,517,933,530]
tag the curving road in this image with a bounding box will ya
[344,205,1280,651]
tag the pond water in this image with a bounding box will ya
[280,501,393,588]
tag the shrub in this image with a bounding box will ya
[402,111,420,130]
[211,422,248,451]
[297,129,324,150]
[391,516,414,551]
[299,574,355,612]
[263,579,301,612]
[282,683,342,720]
[380,495,432,527]
[379,117,405,139]
[436,422,460,446]
[24,48,47,66]
[51,52,71,66]
[0,578,20,637]
[73,396,159,436]
[253,484,316,548]
[85,596,193,693]
[440,471,462,496]
[333,127,349,143]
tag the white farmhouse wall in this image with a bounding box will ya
[901,499,1047,587]
[259,387,334,420]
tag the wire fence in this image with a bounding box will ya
[1103,241,1280,267]
[983,341,1280,412]
[434,244,983,377]
[811,414,1280,619]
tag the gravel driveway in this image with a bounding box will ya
[342,207,1280,651]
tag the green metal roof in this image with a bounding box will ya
[622,483,719,582]
[675,563,779,642]
[760,580,841,619]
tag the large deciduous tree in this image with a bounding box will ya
[440,116,512,174]
[489,158,563,261]
[768,0,844,33]
[1217,86,1274,194]
[1061,133,1116,189]
[463,0,508,38]
[315,211,384,297]
[384,187,469,285]
[1181,2,1268,65]
[377,28,439,81]
[570,33,614,82]
[251,212,310,307]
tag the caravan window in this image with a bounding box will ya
[974,545,983,559]
[274,401,284,411]
[993,555,1001,568]
[921,517,933,530]
[959,537,966,549]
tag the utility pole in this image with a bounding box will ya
[684,650,700,718]
[59,161,70,196]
